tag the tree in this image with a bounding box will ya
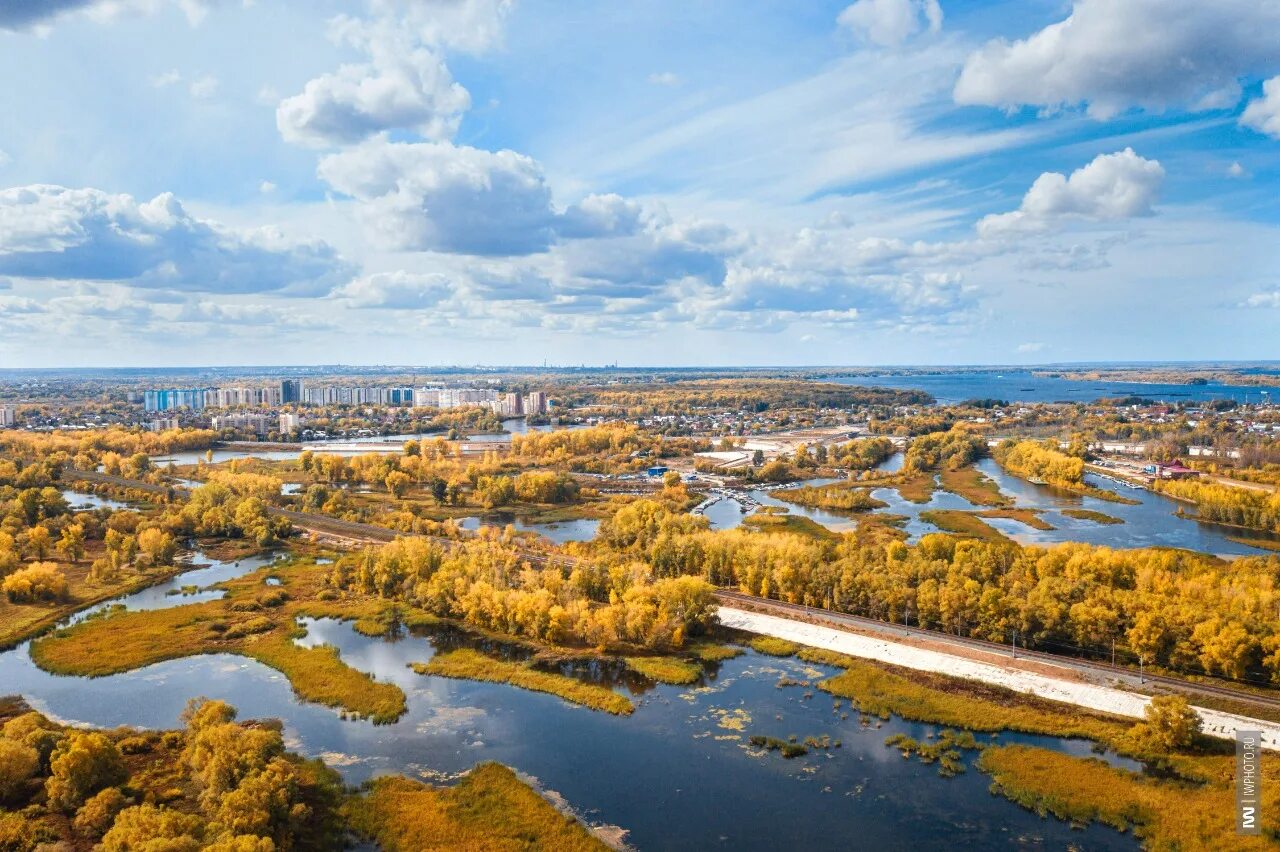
[752,449,765,467]
[3,562,69,603]
[74,786,129,838]
[0,739,39,803]
[136,528,177,567]
[26,525,52,560]
[100,804,204,851]
[58,523,86,563]
[45,731,126,810]
[1132,695,1202,752]
[385,471,412,500]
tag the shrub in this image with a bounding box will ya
[2,562,70,603]
[0,738,39,802]
[73,786,129,837]
[45,731,127,811]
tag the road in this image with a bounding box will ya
[69,468,1280,716]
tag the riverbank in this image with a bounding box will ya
[717,606,1280,750]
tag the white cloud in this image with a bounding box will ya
[150,69,182,87]
[0,184,353,296]
[1227,161,1250,179]
[367,0,514,54]
[258,180,277,193]
[837,0,942,48]
[954,0,1280,119]
[188,74,219,100]
[277,14,470,147]
[977,148,1164,238]
[647,71,681,87]
[1244,291,1280,309]
[317,138,558,255]
[338,270,455,308]
[1016,342,1045,353]
[1241,76,1280,139]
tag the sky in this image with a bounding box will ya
[0,0,1278,368]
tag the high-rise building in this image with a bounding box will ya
[145,389,208,412]
[281,379,303,404]
[279,413,301,434]
[0,406,16,427]
[525,391,548,415]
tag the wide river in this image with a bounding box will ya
[831,370,1280,404]
[3,531,1140,849]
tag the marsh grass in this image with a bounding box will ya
[918,510,1012,543]
[624,656,702,685]
[1062,508,1125,525]
[884,730,979,777]
[979,744,1280,848]
[344,763,606,852]
[976,508,1055,530]
[749,636,801,656]
[748,735,807,758]
[29,560,407,723]
[686,642,743,662]
[939,466,1010,507]
[414,648,634,715]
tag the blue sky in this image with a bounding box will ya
[0,0,1278,367]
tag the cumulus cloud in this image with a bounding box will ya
[0,184,354,296]
[837,0,941,48]
[338,270,456,308]
[317,138,558,255]
[277,15,470,147]
[977,149,1164,238]
[0,0,225,31]
[1244,291,1280,309]
[954,0,1280,119]
[1227,161,1250,179]
[1241,76,1280,139]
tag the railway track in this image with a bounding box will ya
[69,469,1280,712]
[714,589,1280,713]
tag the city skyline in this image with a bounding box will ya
[1,0,1279,368]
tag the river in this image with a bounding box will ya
[831,370,1280,405]
[0,545,1139,850]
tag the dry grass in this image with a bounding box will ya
[977,508,1055,530]
[345,763,606,851]
[1062,508,1124,525]
[686,642,744,663]
[980,744,1280,849]
[29,559,407,723]
[749,636,801,656]
[625,655,702,684]
[939,466,1010,507]
[918,510,1012,543]
[414,648,634,715]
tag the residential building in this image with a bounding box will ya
[0,406,15,427]
[279,413,301,434]
[281,379,303,404]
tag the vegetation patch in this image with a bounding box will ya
[918,510,1012,542]
[976,508,1055,530]
[884,729,979,777]
[344,763,606,852]
[1062,508,1124,525]
[979,744,1280,849]
[686,642,743,663]
[414,648,634,715]
[939,465,1010,507]
[747,735,807,758]
[625,655,702,685]
[749,636,800,656]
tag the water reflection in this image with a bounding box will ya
[457,515,601,544]
[0,549,1140,850]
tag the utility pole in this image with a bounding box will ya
[1139,657,1144,685]
[1011,629,1017,659]
[1111,637,1116,668]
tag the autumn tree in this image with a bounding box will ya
[45,731,126,810]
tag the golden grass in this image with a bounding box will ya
[345,763,606,852]
[893,473,936,503]
[414,648,634,715]
[939,466,1009,507]
[977,508,1055,530]
[29,560,407,723]
[794,648,1130,745]
[625,655,702,684]
[918,510,1012,543]
[1062,508,1124,525]
[0,556,185,650]
[979,744,1280,849]
[741,512,839,541]
[686,642,744,662]
[749,636,800,656]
